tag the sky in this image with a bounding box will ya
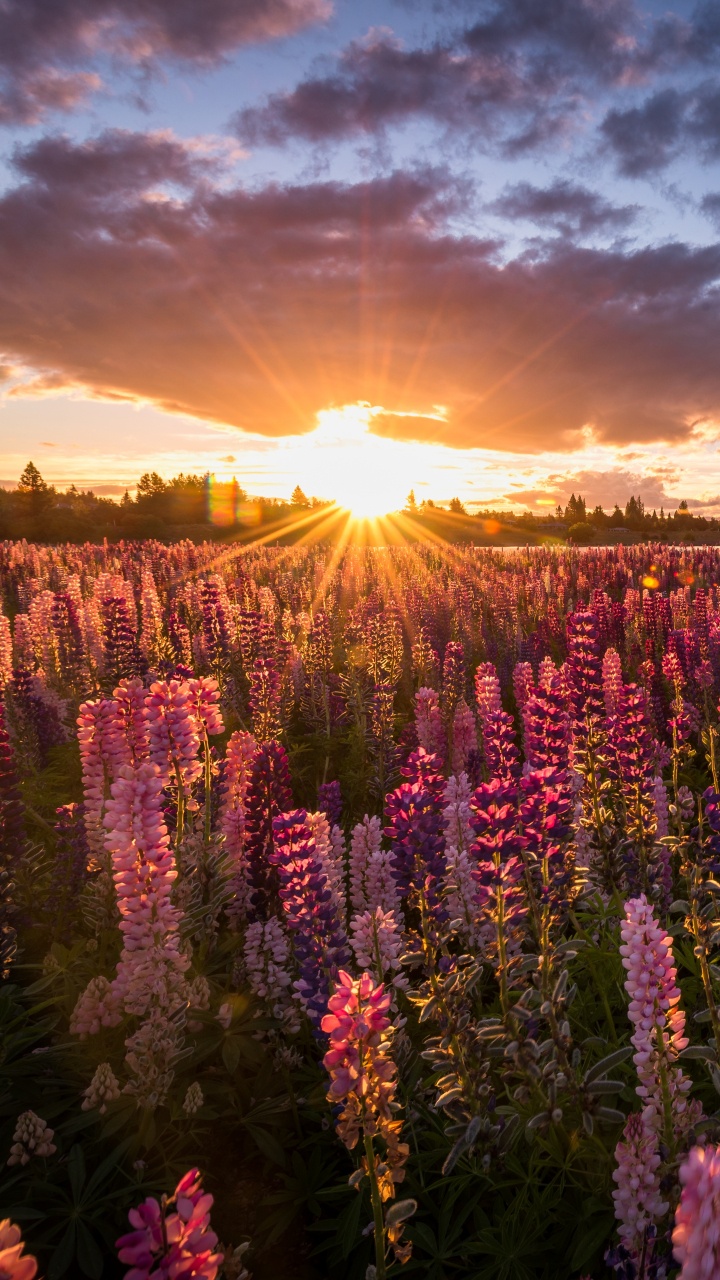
[3,0,720,513]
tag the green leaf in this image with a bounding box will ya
[584,1046,632,1084]
[48,1221,77,1279]
[76,1223,104,1279]
[245,1124,286,1166]
[222,1036,241,1074]
[68,1144,86,1202]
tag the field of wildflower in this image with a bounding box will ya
[3,539,720,1280]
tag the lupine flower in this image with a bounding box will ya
[443,772,473,852]
[182,1083,204,1116]
[322,972,411,1265]
[672,1143,720,1279]
[609,685,659,896]
[0,1219,38,1280]
[619,895,694,1138]
[512,660,535,712]
[306,810,346,913]
[243,742,293,918]
[479,708,521,784]
[565,611,605,749]
[248,656,282,743]
[82,1063,121,1114]
[385,748,448,931]
[77,696,129,855]
[521,674,571,771]
[349,815,398,916]
[318,779,343,827]
[270,810,350,1028]
[469,777,528,1001]
[0,612,12,690]
[242,917,298,1030]
[474,662,502,719]
[349,907,406,988]
[116,1167,222,1280]
[145,679,203,791]
[47,802,89,940]
[0,704,24,978]
[602,648,624,718]
[7,1111,56,1166]
[70,974,122,1038]
[114,678,150,763]
[612,1112,668,1265]
[451,699,477,775]
[414,687,445,761]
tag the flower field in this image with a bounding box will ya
[4,539,720,1279]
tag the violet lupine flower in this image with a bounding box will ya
[306,810,346,914]
[243,741,293,918]
[480,708,521,784]
[10,667,67,764]
[672,1144,720,1279]
[270,809,350,1028]
[102,595,141,686]
[612,1112,668,1268]
[565,610,605,749]
[414,687,445,761]
[116,1167,222,1280]
[199,578,231,674]
[442,640,465,722]
[619,895,694,1139]
[243,918,299,1031]
[518,766,574,915]
[318,779,343,827]
[702,786,720,876]
[384,748,448,931]
[349,815,399,915]
[50,591,85,685]
[0,1219,38,1280]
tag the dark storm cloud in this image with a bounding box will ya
[3,130,720,454]
[489,181,638,237]
[0,0,331,124]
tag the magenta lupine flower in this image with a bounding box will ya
[469,778,528,976]
[199,577,231,674]
[609,685,661,898]
[145,678,203,790]
[521,673,571,771]
[270,809,350,1027]
[474,662,502,719]
[103,763,189,1019]
[0,1218,38,1280]
[77,697,129,855]
[512,660,535,712]
[672,1144,720,1279]
[451,699,477,775]
[480,708,521,783]
[116,1167,222,1280]
[566,611,605,743]
[619,895,694,1137]
[414,687,446,761]
[612,1112,668,1264]
[323,971,393,1100]
[114,678,150,764]
[602,647,624,718]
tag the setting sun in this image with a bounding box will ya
[297,404,413,518]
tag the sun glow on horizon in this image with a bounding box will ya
[299,404,421,518]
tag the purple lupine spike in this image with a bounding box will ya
[468,776,528,994]
[270,809,350,1029]
[243,741,293,918]
[481,709,521,783]
[518,766,575,914]
[10,667,67,764]
[610,684,665,901]
[200,578,230,673]
[384,747,447,928]
[102,596,141,685]
[51,592,85,685]
[318,779,342,827]
[441,641,465,722]
[521,673,571,771]
[565,611,605,741]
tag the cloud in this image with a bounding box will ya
[488,180,638,236]
[601,80,720,175]
[507,468,681,511]
[3,129,720,454]
[701,191,720,228]
[233,0,697,155]
[0,0,331,124]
